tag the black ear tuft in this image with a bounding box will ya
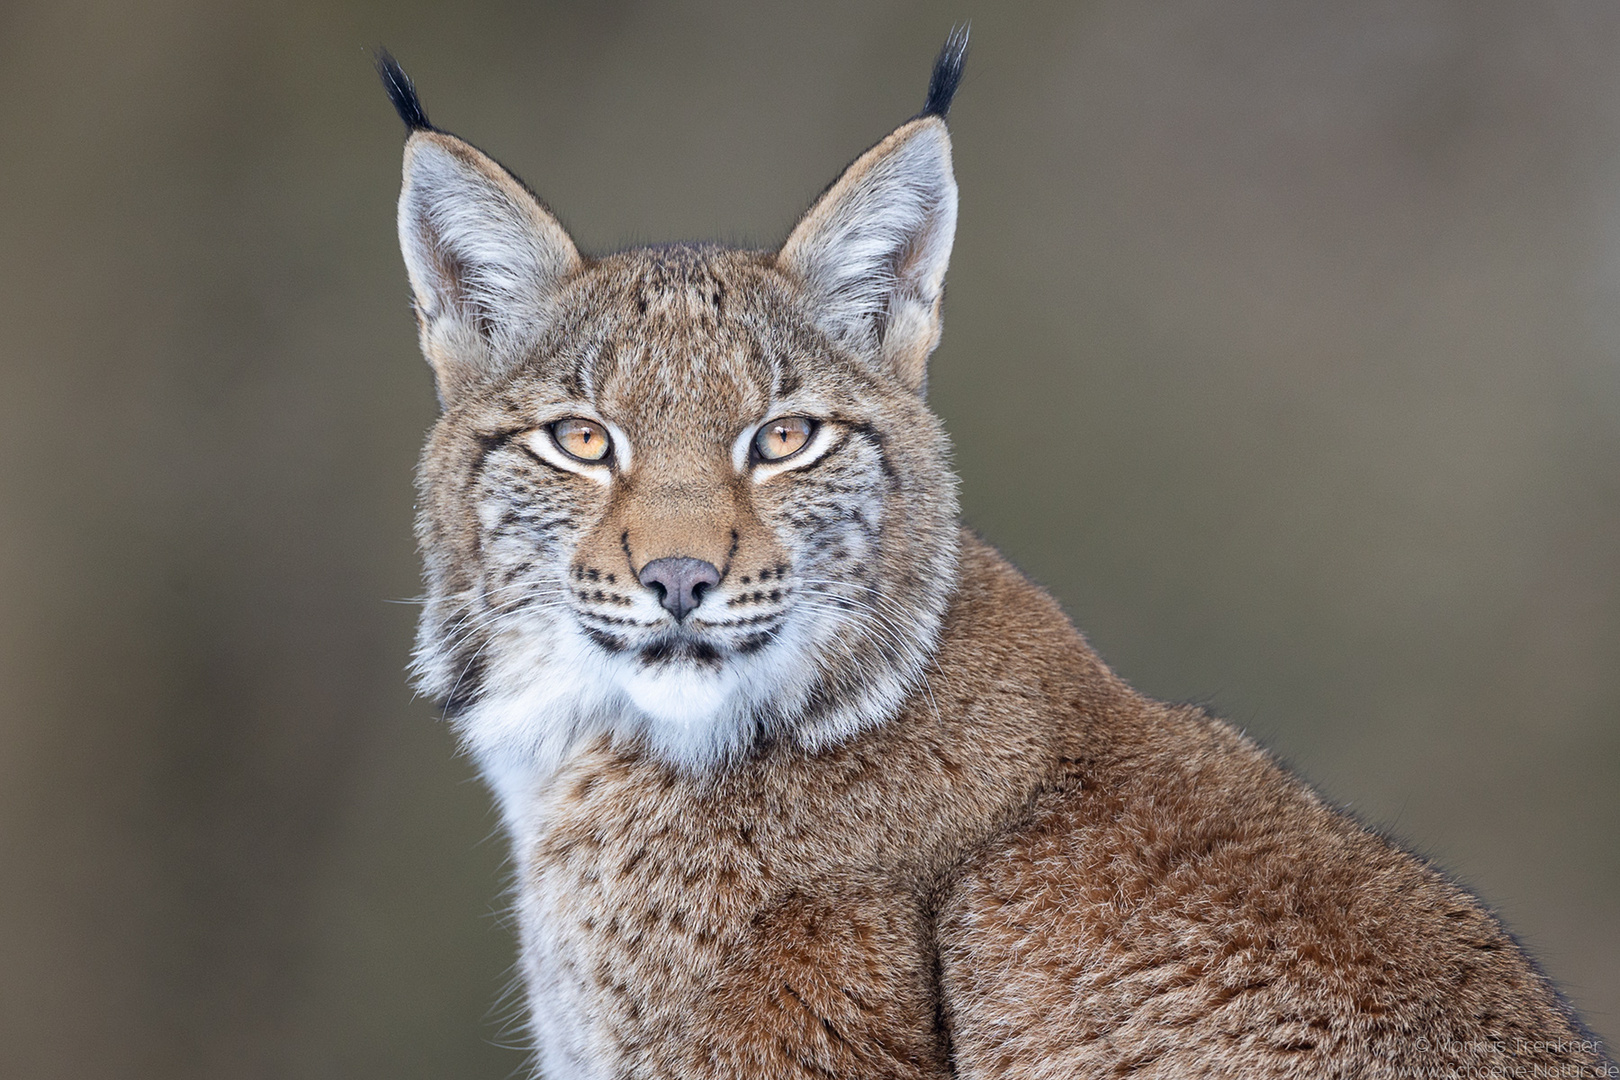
[376,49,432,132]
[920,25,969,120]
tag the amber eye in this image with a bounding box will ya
[550,418,612,463]
[753,416,816,462]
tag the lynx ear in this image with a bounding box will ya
[381,55,580,404]
[778,32,966,393]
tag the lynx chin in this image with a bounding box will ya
[379,32,1609,1080]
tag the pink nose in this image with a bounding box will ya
[638,557,722,621]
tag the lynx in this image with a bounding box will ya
[379,34,1609,1080]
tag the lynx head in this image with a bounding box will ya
[383,34,967,797]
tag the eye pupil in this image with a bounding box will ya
[754,416,814,462]
[551,418,611,463]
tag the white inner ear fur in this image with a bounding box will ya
[778,117,958,393]
[398,131,581,399]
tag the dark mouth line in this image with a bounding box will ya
[629,626,783,666]
[572,597,789,627]
[576,610,787,645]
[637,637,724,667]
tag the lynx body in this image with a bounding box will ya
[381,37,1608,1080]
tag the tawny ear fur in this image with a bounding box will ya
[397,129,581,404]
[778,115,959,393]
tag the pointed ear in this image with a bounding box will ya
[777,115,958,393]
[397,129,581,404]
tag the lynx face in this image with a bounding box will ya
[389,54,965,812]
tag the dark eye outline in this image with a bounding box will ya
[751,416,818,464]
[549,417,614,464]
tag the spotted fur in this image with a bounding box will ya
[384,35,1609,1080]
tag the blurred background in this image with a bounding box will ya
[1,0,1616,1076]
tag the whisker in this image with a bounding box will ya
[790,589,945,729]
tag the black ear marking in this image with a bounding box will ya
[376,49,432,132]
[919,24,969,120]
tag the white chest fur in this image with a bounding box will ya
[513,843,616,1080]
[496,746,748,1080]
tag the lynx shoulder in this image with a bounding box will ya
[379,34,1609,1080]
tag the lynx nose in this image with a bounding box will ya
[638,557,722,622]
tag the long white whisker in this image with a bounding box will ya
[422,581,575,698]
[432,579,572,654]
[790,589,944,729]
[792,576,933,631]
[798,599,942,728]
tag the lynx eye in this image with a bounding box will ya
[550,418,612,463]
[753,417,815,462]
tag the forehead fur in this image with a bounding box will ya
[501,245,887,437]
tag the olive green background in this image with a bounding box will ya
[2,1,1616,1076]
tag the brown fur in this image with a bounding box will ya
[507,538,1605,1077]
[384,43,1609,1080]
